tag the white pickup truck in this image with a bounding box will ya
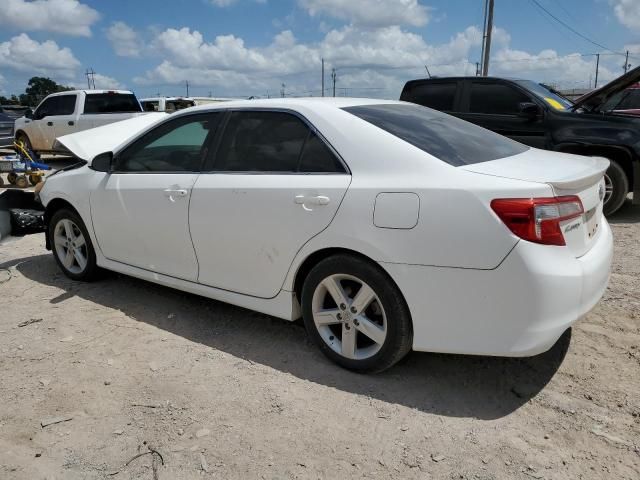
[14,90,148,155]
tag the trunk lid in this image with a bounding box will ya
[463,148,609,257]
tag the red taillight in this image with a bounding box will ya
[491,196,584,246]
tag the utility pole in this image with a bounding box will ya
[85,68,96,89]
[331,68,337,97]
[594,53,600,88]
[321,58,325,97]
[481,0,494,76]
[475,62,481,76]
[184,80,189,97]
[624,50,630,73]
[281,83,286,98]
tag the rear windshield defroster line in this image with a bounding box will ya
[343,104,529,166]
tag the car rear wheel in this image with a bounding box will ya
[49,209,98,281]
[301,254,412,373]
[603,159,628,216]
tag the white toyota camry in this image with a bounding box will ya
[39,98,613,372]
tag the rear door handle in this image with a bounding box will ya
[164,188,188,202]
[68,121,74,126]
[47,121,53,126]
[294,195,330,211]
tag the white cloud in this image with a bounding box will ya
[135,21,612,98]
[0,33,80,79]
[491,49,615,88]
[0,0,100,37]
[106,22,141,57]
[299,0,430,27]
[92,74,124,90]
[612,0,640,29]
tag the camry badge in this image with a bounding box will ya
[598,184,604,202]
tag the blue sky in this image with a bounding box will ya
[0,0,639,100]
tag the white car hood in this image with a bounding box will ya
[54,112,167,162]
[461,148,609,190]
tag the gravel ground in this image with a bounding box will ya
[0,198,638,480]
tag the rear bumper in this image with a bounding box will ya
[381,220,613,357]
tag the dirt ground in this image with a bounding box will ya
[0,199,638,480]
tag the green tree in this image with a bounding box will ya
[19,77,73,106]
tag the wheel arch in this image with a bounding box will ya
[292,247,411,323]
[43,198,81,250]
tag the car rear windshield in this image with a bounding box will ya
[84,93,142,114]
[343,103,528,166]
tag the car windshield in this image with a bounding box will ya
[514,80,573,110]
[600,87,640,112]
[343,103,529,166]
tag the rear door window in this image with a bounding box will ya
[56,94,77,115]
[469,82,531,115]
[84,93,142,113]
[403,82,457,111]
[343,103,528,166]
[213,111,309,172]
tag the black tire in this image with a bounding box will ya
[15,132,39,159]
[301,254,413,373]
[603,159,629,216]
[49,208,99,281]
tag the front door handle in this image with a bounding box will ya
[47,121,53,126]
[294,195,330,211]
[164,188,188,202]
[68,121,74,126]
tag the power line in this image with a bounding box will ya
[527,0,621,55]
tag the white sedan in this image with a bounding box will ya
[39,98,613,372]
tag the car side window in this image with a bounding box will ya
[56,94,77,115]
[406,82,457,111]
[34,97,57,120]
[213,111,309,172]
[114,113,220,173]
[298,132,345,173]
[470,82,531,115]
[213,111,345,173]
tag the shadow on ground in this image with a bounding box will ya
[4,251,572,421]
[608,197,640,224]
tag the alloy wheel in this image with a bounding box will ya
[53,219,88,275]
[311,274,387,360]
[603,173,614,206]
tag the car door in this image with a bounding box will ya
[28,96,58,150]
[50,93,78,141]
[458,80,548,148]
[189,110,351,298]
[90,112,221,281]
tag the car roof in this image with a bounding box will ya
[405,76,527,84]
[47,89,134,96]
[182,97,401,113]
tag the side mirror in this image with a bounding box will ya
[25,109,33,119]
[91,151,113,173]
[518,102,541,118]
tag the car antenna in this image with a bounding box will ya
[424,65,432,79]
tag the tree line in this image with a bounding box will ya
[0,77,73,107]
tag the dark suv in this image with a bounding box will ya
[400,67,640,215]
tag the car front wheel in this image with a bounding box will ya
[49,208,98,281]
[301,255,412,373]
